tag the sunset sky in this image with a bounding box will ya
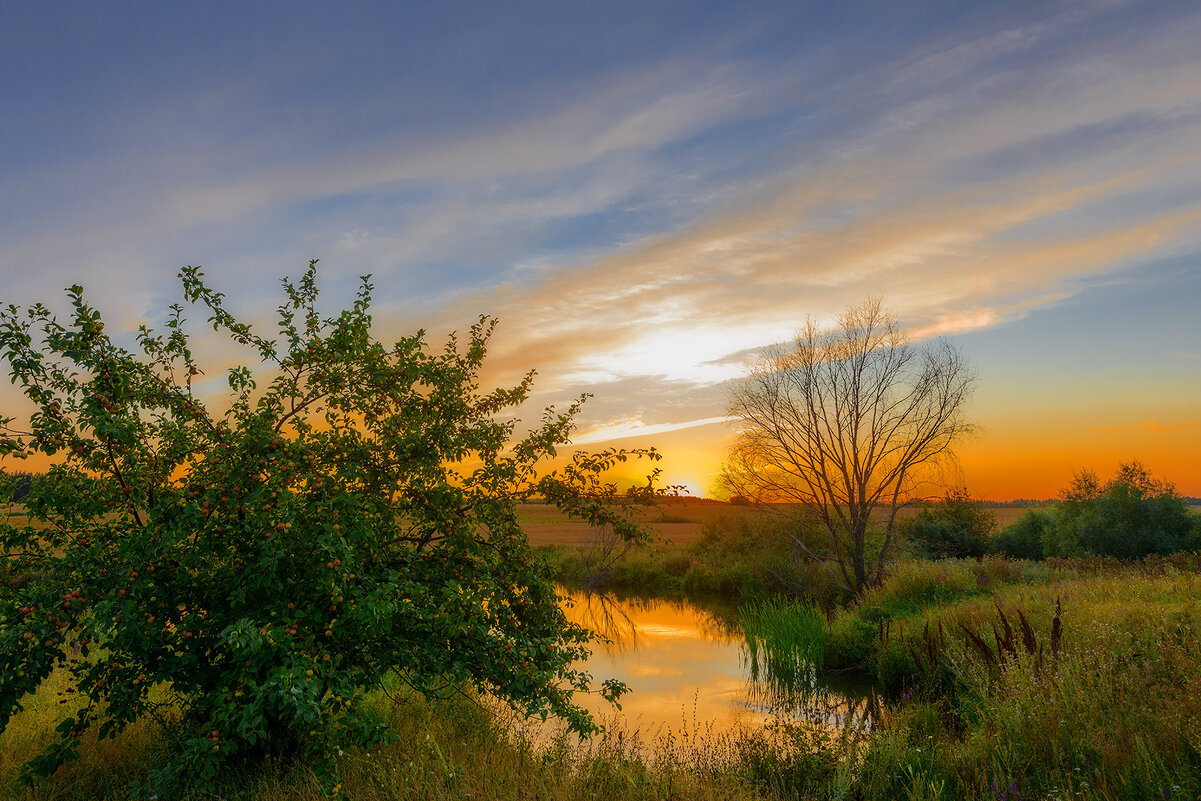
[2,2,1199,499]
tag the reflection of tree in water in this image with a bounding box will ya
[740,642,880,738]
[568,590,639,654]
[559,588,742,655]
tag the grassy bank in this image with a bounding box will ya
[1,670,823,800]
[740,557,1201,800]
[7,556,1201,799]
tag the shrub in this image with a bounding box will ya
[0,263,661,797]
[822,614,874,671]
[872,638,919,697]
[989,509,1052,560]
[991,463,1199,561]
[1067,463,1199,558]
[901,487,995,560]
[689,508,794,562]
[0,471,38,504]
[864,559,983,618]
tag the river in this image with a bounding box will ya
[553,588,875,743]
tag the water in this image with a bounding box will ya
[556,588,875,740]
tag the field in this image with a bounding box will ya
[9,501,1152,548]
[519,499,1036,547]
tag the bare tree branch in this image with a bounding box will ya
[720,298,976,594]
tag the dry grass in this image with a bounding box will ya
[519,502,1038,548]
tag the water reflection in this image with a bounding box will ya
[559,588,875,740]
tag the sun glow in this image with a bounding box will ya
[574,325,781,385]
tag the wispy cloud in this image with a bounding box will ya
[4,2,1201,496]
[910,309,999,340]
[571,415,730,446]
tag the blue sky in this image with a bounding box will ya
[2,1,1199,496]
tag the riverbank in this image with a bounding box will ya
[546,528,1201,800]
[1,674,802,800]
[742,557,1201,799]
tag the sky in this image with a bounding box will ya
[1,1,1199,499]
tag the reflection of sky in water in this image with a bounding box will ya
[559,589,869,738]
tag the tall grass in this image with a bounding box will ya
[821,562,1201,799]
[741,598,826,687]
[1,672,801,800]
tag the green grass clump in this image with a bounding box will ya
[741,598,826,684]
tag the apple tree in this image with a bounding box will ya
[0,262,660,796]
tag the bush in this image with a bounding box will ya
[689,508,795,562]
[822,614,874,671]
[989,509,1052,560]
[873,638,919,697]
[991,463,1199,561]
[0,263,660,797]
[1067,463,1199,558]
[902,487,995,560]
[685,509,845,603]
[0,472,38,504]
[859,559,985,622]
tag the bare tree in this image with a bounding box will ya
[720,299,976,595]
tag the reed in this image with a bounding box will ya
[740,597,826,688]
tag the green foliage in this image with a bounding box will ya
[988,508,1051,560]
[822,614,874,671]
[689,509,845,603]
[902,488,995,560]
[741,598,825,685]
[547,508,849,605]
[872,638,919,697]
[990,463,1200,560]
[0,472,38,504]
[689,508,795,562]
[0,263,663,797]
[1063,462,1199,558]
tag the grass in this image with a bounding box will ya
[8,496,1201,801]
[689,552,1201,799]
[542,506,850,604]
[0,667,181,798]
[810,559,1201,799]
[7,560,1201,799]
[741,598,826,684]
[1,673,843,800]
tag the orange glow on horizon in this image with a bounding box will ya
[6,404,1198,502]
[595,419,1201,501]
